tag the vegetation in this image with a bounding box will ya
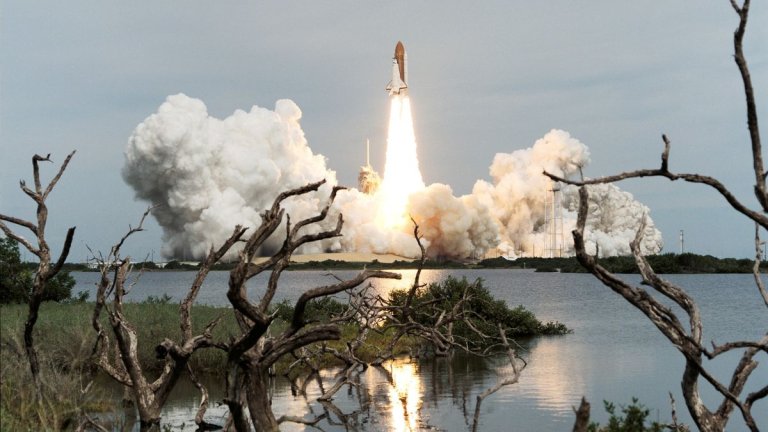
[0,237,76,304]
[389,276,569,347]
[0,298,421,428]
[588,398,665,432]
[0,341,111,432]
[480,253,765,274]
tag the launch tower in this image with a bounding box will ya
[545,181,565,258]
[358,139,381,194]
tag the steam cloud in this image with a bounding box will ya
[123,94,338,259]
[123,95,663,260]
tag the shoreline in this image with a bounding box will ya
[254,252,415,265]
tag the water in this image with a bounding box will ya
[74,269,768,431]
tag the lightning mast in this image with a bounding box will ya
[545,181,565,258]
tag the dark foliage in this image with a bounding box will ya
[481,253,764,274]
[390,276,569,350]
[0,237,75,304]
[271,296,347,323]
[163,260,199,270]
[588,398,665,432]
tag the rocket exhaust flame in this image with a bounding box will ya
[377,94,425,228]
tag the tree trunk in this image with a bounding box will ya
[682,360,722,432]
[246,365,279,432]
[24,274,45,392]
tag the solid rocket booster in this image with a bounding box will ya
[386,41,408,95]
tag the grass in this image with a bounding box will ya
[0,302,244,374]
[0,324,112,431]
[0,300,419,429]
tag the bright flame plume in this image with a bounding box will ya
[376,95,425,228]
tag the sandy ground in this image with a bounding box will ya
[252,252,414,264]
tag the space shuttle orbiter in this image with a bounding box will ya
[385,41,408,96]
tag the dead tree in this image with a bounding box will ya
[91,209,245,429]
[545,2,766,430]
[213,180,401,431]
[0,151,76,391]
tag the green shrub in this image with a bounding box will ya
[0,237,76,304]
[588,398,665,432]
[144,293,173,304]
[389,276,569,350]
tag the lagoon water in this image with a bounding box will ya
[73,270,767,431]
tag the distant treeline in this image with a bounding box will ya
[480,253,766,274]
[55,252,765,274]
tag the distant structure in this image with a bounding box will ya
[545,181,565,258]
[679,230,685,254]
[358,139,381,194]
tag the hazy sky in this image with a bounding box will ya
[2,1,767,260]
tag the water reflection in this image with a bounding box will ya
[369,269,448,299]
[520,337,585,414]
[383,359,423,431]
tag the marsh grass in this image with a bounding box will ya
[0,301,240,430]
[0,329,111,431]
[0,302,244,374]
[0,300,423,429]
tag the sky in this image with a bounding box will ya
[1,1,767,261]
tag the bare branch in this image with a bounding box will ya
[543,138,768,231]
[42,150,76,200]
[0,222,40,256]
[31,153,51,194]
[572,397,591,432]
[110,207,153,258]
[289,185,345,239]
[471,324,526,432]
[730,0,765,212]
[403,218,427,318]
[180,225,247,341]
[661,134,671,172]
[277,413,327,426]
[291,269,401,331]
[48,226,76,280]
[752,224,768,308]
[0,213,38,236]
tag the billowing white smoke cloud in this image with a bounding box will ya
[408,184,499,259]
[562,183,663,256]
[123,94,494,261]
[123,97,662,261]
[472,129,663,257]
[472,129,590,253]
[123,94,339,259]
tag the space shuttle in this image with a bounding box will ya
[385,41,408,96]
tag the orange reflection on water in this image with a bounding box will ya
[384,359,423,431]
[370,269,449,299]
